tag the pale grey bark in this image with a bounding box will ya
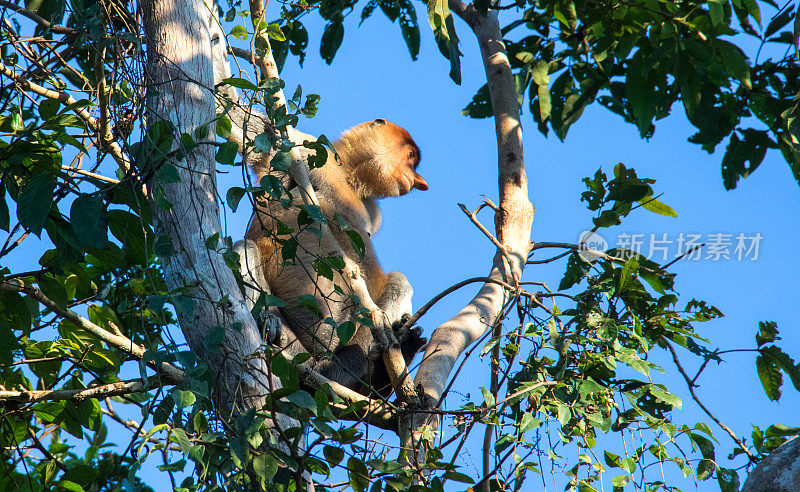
[139,0,296,432]
[742,437,800,492]
[401,3,534,466]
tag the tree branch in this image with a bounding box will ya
[0,279,184,382]
[0,376,171,403]
[404,3,534,466]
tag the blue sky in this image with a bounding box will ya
[233,7,800,488]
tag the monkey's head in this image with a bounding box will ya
[335,119,428,198]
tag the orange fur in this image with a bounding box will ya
[246,119,427,392]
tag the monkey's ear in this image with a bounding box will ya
[371,118,387,126]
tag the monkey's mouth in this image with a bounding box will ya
[397,170,428,195]
[397,174,414,195]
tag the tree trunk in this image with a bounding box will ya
[139,0,294,435]
[742,437,800,492]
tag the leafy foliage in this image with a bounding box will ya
[457,0,800,189]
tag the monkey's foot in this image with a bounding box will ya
[392,314,427,360]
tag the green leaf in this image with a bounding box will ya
[638,195,677,217]
[0,186,9,231]
[55,480,84,492]
[649,386,682,409]
[70,194,108,248]
[557,403,571,425]
[721,130,772,190]
[398,0,420,60]
[153,233,174,257]
[619,457,636,474]
[427,0,461,84]
[171,388,196,409]
[266,23,286,42]
[337,320,357,344]
[756,321,778,346]
[708,0,725,26]
[480,386,496,407]
[231,25,249,40]
[347,457,370,492]
[39,98,60,120]
[222,77,258,91]
[226,187,246,212]
[553,0,578,29]
[717,467,740,492]
[697,458,715,480]
[379,0,399,21]
[263,294,287,307]
[361,0,379,22]
[761,345,800,391]
[626,50,655,137]
[604,451,621,468]
[313,258,334,281]
[531,60,549,86]
[690,432,715,461]
[559,252,591,290]
[216,115,232,139]
[442,471,474,484]
[17,173,56,237]
[617,256,639,293]
[39,274,68,308]
[462,84,492,119]
[344,230,365,259]
[756,354,782,400]
[764,6,793,39]
[252,453,279,482]
[320,22,345,64]
[611,476,630,487]
[216,141,238,165]
[297,294,322,318]
[299,204,326,223]
[107,210,151,266]
[715,40,751,89]
[324,445,344,466]
[156,163,181,183]
[286,390,317,411]
[281,237,298,262]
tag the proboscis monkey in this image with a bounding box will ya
[243,119,428,395]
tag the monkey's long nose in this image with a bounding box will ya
[413,172,428,191]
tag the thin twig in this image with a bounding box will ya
[61,166,120,184]
[0,60,132,174]
[0,0,75,34]
[662,337,755,460]
[459,203,506,252]
[399,276,516,333]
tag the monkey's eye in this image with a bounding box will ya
[408,148,416,159]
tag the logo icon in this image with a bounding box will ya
[577,231,608,263]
